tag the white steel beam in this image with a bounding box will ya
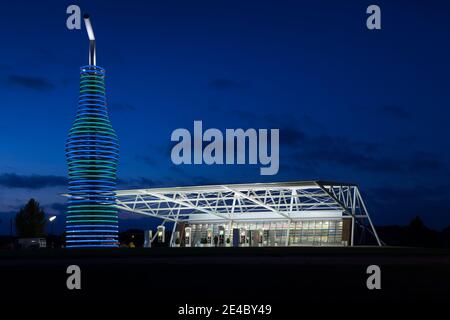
[223,186,291,219]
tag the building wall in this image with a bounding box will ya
[342,218,352,246]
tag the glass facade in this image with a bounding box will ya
[187,219,345,247]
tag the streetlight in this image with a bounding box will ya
[48,215,57,235]
[48,215,57,248]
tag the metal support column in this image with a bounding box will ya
[356,188,382,246]
[285,220,291,246]
[351,216,355,246]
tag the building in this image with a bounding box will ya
[115,181,381,247]
[65,15,120,248]
[62,16,379,249]
[17,238,47,249]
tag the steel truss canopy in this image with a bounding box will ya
[115,180,381,246]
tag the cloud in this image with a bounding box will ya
[297,143,443,174]
[0,64,11,71]
[214,108,325,133]
[279,127,307,147]
[365,184,450,228]
[7,75,55,91]
[214,107,260,125]
[209,78,242,91]
[407,152,444,172]
[378,105,411,119]
[0,210,17,233]
[49,202,66,213]
[279,161,319,177]
[180,176,221,186]
[118,177,160,189]
[108,102,136,111]
[291,135,396,173]
[0,173,66,189]
[135,154,156,166]
[279,124,445,175]
[371,186,436,202]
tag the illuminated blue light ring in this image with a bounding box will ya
[67,229,119,233]
[68,194,117,198]
[66,224,118,228]
[68,190,116,195]
[67,198,116,201]
[67,196,116,200]
[66,240,117,243]
[67,235,119,238]
[66,245,118,248]
[69,188,116,197]
[69,179,115,186]
[67,132,117,139]
[66,151,119,157]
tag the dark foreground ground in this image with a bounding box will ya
[0,247,449,314]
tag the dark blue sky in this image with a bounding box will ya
[1,0,450,233]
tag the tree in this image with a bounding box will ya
[15,199,46,237]
[406,216,439,248]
